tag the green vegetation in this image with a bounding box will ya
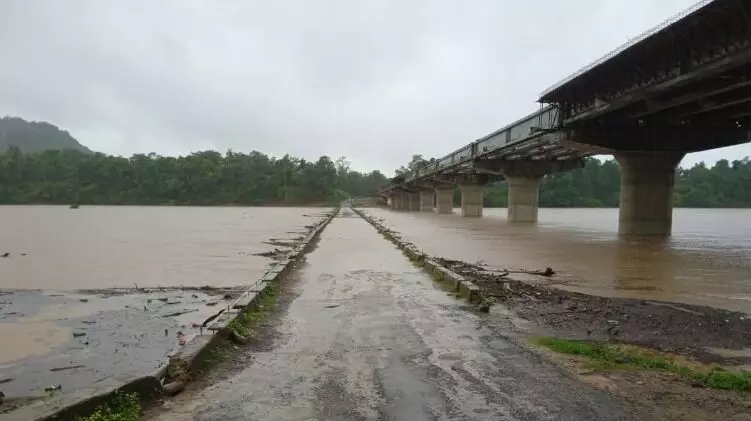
[0,147,387,205]
[199,346,227,374]
[1,117,91,154]
[195,282,280,377]
[228,282,279,339]
[73,393,140,421]
[535,337,751,392]
[400,154,751,208]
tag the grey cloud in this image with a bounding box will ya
[1,0,748,174]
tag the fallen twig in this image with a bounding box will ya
[50,365,84,372]
[163,309,199,318]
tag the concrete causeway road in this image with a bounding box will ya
[148,208,649,421]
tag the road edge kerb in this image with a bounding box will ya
[15,208,339,421]
[351,208,486,308]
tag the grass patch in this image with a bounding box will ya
[74,393,140,421]
[535,337,751,393]
[197,282,282,377]
[227,282,279,338]
[200,346,227,373]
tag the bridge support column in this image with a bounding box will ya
[418,189,433,212]
[434,186,454,214]
[459,184,483,217]
[615,151,684,236]
[506,176,541,222]
[408,192,420,211]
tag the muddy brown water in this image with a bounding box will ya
[365,208,751,313]
[0,206,320,290]
[0,206,330,400]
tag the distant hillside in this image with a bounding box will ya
[0,116,92,153]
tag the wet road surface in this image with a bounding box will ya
[148,209,648,421]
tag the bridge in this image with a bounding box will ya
[381,0,751,236]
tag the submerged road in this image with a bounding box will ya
[148,209,648,421]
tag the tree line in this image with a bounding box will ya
[399,155,751,208]
[0,147,387,205]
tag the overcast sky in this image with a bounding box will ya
[1,0,749,175]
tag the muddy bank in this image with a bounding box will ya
[0,210,336,418]
[436,256,751,362]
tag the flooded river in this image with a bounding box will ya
[0,206,331,401]
[365,208,751,313]
[0,206,321,290]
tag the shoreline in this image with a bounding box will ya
[434,255,751,360]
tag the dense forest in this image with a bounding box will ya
[0,147,387,205]
[0,117,91,153]
[400,155,751,208]
[1,112,749,208]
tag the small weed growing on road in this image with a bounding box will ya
[228,282,279,338]
[535,337,751,393]
[201,346,226,373]
[74,392,140,421]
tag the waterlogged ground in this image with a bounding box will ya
[0,288,222,399]
[0,207,332,411]
[147,209,648,421]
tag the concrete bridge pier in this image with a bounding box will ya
[615,151,684,236]
[459,184,483,217]
[434,185,454,214]
[495,160,575,223]
[418,189,433,212]
[506,176,541,222]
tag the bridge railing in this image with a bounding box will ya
[539,0,715,98]
[401,106,560,184]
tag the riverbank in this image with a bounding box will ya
[356,207,751,420]
[434,255,751,358]
[0,209,337,420]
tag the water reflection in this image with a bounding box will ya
[612,237,676,301]
[367,207,751,313]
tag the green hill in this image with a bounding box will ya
[0,116,91,153]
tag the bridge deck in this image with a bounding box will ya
[402,106,571,184]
